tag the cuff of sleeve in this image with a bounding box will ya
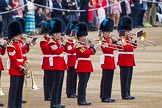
[19,66,26,73]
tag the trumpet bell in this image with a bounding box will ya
[99,37,104,41]
[140,32,146,42]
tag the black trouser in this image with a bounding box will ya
[50,70,64,108]
[139,10,146,26]
[100,69,114,99]
[66,66,77,95]
[2,13,11,37]
[44,70,54,100]
[120,66,133,98]
[8,76,24,108]
[80,11,88,24]
[77,72,91,102]
[130,6,140,28]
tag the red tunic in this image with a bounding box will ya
[48,39,67,71]
[0,46,5,70]
[40,37,54,70]
[64,39,76,67]
[18,39,30,62]
[117,36,137,66]
[101,38,116,70]
[7,41,25,76]
[75,44,95,73]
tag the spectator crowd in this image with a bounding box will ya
[0,0,162,37]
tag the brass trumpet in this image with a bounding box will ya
[136,30,156,47]
[21,34,37,47]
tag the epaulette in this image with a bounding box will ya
[7,45,15,49]
[48,40,56,44]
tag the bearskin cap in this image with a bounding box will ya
[100,18,114,32]
[51,18,63,34]
[74,22,88,38]
[66,21,79,35]
[16,17,26,33]
[118,16,133,31]
[7,20,23,40]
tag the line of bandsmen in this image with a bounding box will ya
[0,15,137,108]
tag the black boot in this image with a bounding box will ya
[78,98,91,106]
[0,102,4,106]
[22,99,27,103]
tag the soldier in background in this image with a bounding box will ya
[65,21,78,98]
[40,20,54,101]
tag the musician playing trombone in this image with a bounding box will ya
[74,22,96,106]
[99,18,117,103]
[65,21,78,98]
[117,16,137,100]
[7,20,28,108]
[0,21,6,107]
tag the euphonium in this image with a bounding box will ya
[23,60,31,78]
[23,60,39,90]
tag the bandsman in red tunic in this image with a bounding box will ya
[40,20,54,101]
[0,21,6,107]
[16,17,32,104]
[65,21,78,98]
[7,20,27,108]
[99,18,116,103]
[49,19,67,108]
[117,16,137,100]
[16,18,30,63]
[74,22,96,106]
